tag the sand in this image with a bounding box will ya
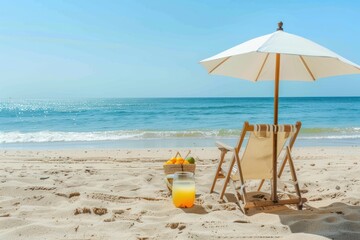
[0,146,359,240]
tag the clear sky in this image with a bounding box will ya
[0,0,359,98]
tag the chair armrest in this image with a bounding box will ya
[216,141,235,152]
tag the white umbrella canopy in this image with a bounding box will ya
[200,22,360,202]
[200,24,360,81]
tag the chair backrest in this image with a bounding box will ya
[231,122,301,180]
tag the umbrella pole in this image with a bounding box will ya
[272,53,280,202]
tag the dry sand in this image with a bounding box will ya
[0,146,359,240]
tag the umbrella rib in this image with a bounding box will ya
[255,53,270,81]
[299,56,316,81]
[209,57,231,73]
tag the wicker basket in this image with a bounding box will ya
[163,163,196,175]
[163,151,196,175]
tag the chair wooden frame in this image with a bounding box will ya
[210,121,307,213]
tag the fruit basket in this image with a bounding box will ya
[163,151,196,175]
[163,151,196,191]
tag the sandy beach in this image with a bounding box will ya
[0,146,359,239]
[2,0,360,239]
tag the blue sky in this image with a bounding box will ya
[0,0,359,98]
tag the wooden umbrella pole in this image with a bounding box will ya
[272,53,281,202]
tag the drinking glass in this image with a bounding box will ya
[172,172,195,208]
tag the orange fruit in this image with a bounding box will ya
[164,160,173,165]
[170,157,177,164]
[183,160,190,165]
[175,157,184,165]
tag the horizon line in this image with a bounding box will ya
[1,96,360,100]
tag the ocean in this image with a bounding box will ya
[0,97,359,149]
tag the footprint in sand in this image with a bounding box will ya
[55,192,80,198]
[74,207,91,215]
[74,207,108,216]
[166,222,186,231]
[26,186,56,191]
[105,209,142,223]
[203,203,237,212]
[93,207,107,215]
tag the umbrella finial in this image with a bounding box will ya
[277,21,283,31]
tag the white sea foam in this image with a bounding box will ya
[0,129,360,144]
[0,131,143,143]
[0,130,239,143]
[299,135,360,140]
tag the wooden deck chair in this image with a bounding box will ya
[210,121,307,213]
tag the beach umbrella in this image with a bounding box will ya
[200,22,360,201]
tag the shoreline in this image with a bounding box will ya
[0,138,359,150]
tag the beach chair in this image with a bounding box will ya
[210,121,306,213]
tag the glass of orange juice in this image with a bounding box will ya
[172,172,195,208]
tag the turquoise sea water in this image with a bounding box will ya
[0,97,359,148]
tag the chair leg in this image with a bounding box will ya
[278,152,289,178]
[257,179,265,192]
[210,150,227,193]
[231,181,242,201]
[220,154,236,200]
[234,153,247,199]
[231,180,247,214]
[286,147,303,209]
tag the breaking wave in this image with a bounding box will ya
[0,127,359,144]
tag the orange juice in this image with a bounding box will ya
[172,180,195,208]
